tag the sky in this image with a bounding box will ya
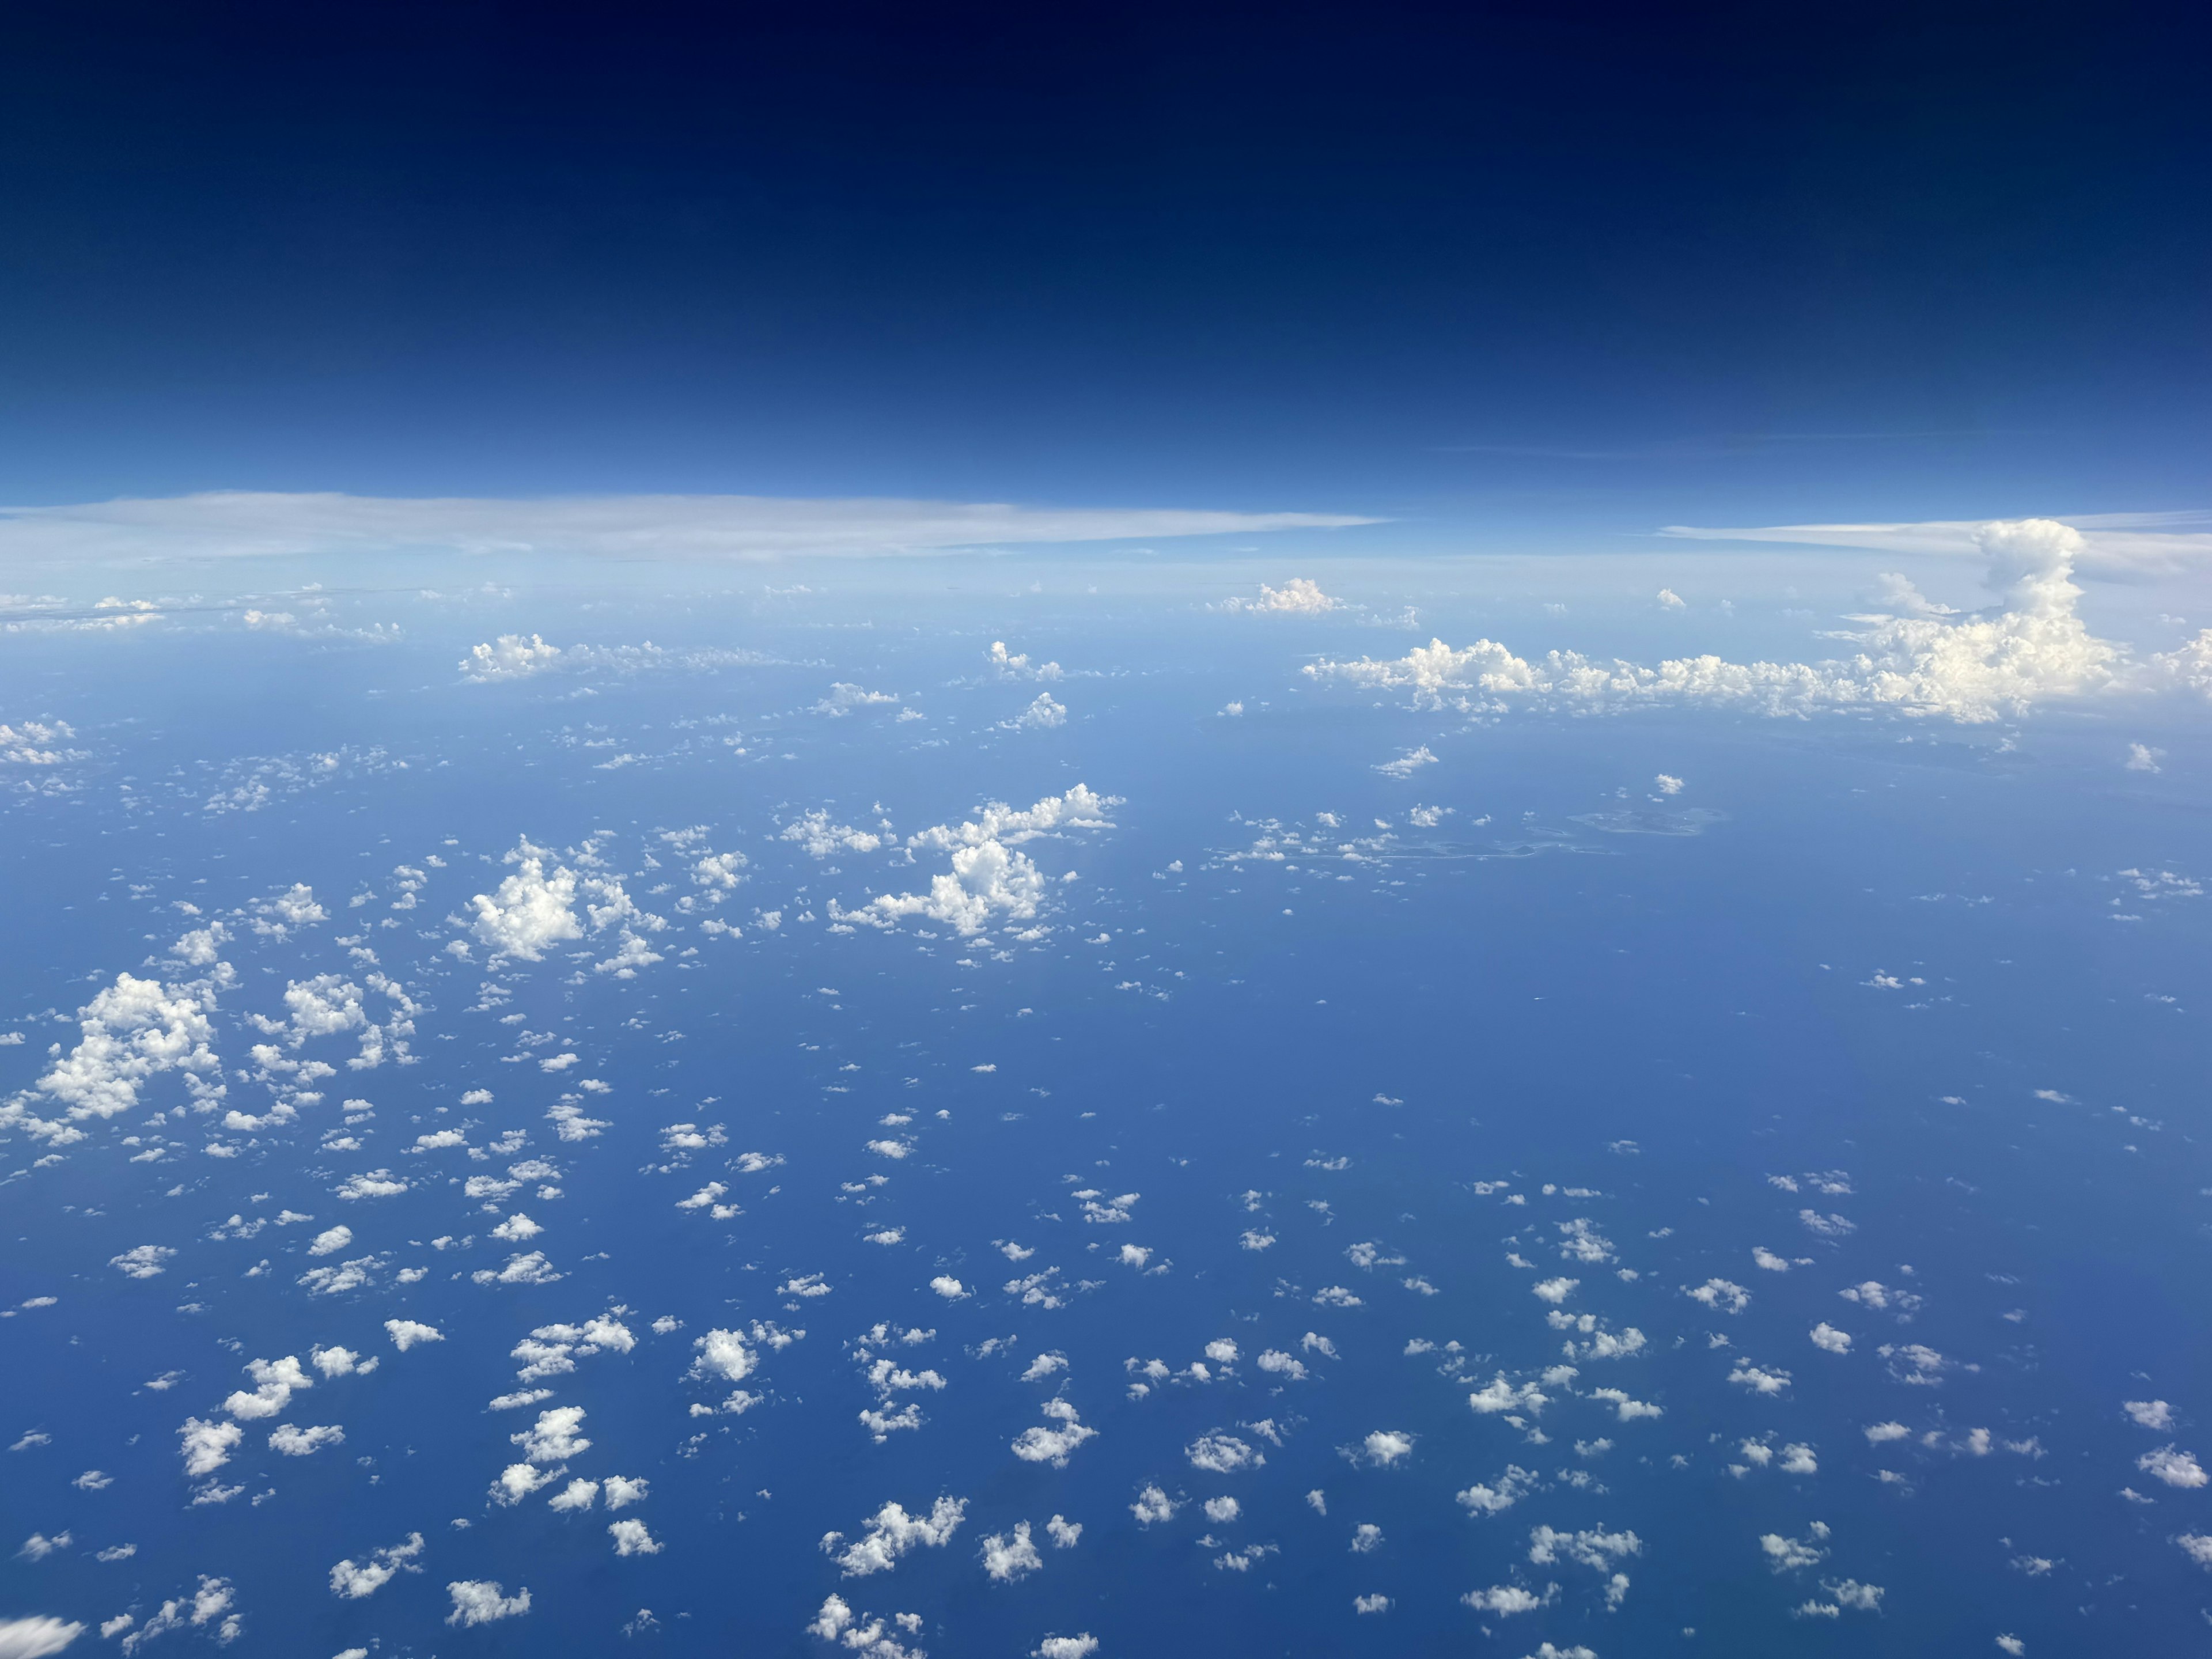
[3,1,2210,546]
[6,14,2212,1652]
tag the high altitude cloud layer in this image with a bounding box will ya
[0,492,1374,563]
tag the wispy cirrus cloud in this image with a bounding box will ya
[0,491,1377,564]
[1660,512,2212,578]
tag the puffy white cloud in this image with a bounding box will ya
[269,1423,344,1456]
[224,1355,313,1419]
[307,1226,354,1257]
[2139,1446,2208,1488]
[113,1577,237,1654]
[823,1497,967,1577]
[1730,1363,1793,1396]
[1221,578,1341,614]
[691,1328,759,1384]
[1002,694,1067,731]
[987,642,1063,680]
[1130,1486,1179,1526]
[1760,1524,1831,1572]
[1012,1402,1098,1468]
[1532,1277,1578,1304]
[605,1475,649,1510]
[784,811,884,859]
[1033,1637,1099,1659]
[1588,1388,1662,1422]
[5,974,221,1141]
[328,1532,423,1598]
[472,1251,562,1286]
[335,1171,408,1200]
[929,1277,969,1300]
[1187,1434,1262,1474]
[445,1580,531,1626]
[512,1407,590,1464]
[1468,1375,1549,1416]
[384,1319,442,1351]
[491,1463,558,1506]
[1686,1278,1749,1314]
[1312,520,2127,724]
[178,1418,242,1477]
[1460,1585,1551,1615]
[460,839,664,968]
[608,1519,662,1556]
[2124,1400,2175,1430]
[2178,1533,2212,1570]
[981,1520,1043,1582]
[1456,1465,1537,1515]
[109,1245,175,1280]
[833,787,1120,937]
[1528,1525,1642,1570]
[1354,1431,1415,1467]
[1809,1323,1853,1354]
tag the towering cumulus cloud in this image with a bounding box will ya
[1307,519,2122,724]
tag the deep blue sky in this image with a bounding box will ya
[3,1,2207,533]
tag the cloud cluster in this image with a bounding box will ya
[458,839,665,972]
[4,973,222,1143]
[1309,520,2127,724]
[832,787,1119,937]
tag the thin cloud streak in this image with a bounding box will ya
[1660,515,2212,578]
[0,491,1380,564]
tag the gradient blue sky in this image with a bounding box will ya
[3,1,2207,546]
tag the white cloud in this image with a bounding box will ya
[1457,1466,1537,1514]
[336,1170,408,1200]
[1187,1434,1262,1474]
[834,786,1118,936]
[987,642,1063,680]
[1468,1375,1549,1416]
[823,1496,967,1577]
[2177,1532,2212,1570]
[109,1245,175,1280]
[472,1251,562,1287]
[4,974,221,1142]
[2125,741,2165,772]
[1809,1323,1853,1354]
[1002,693,1068,731]
[307,1225,354,1257]
[1130,1486,1179,1526]
[269,1423,344,1456]
[783,811,884,859]
[445,1580,531,1626]
[510,1406,590,1464]
[385,1319,442,1351]
[177,1418,242,1478]
[608,1519,662,1556]
[1460,1585,1551,1615]
[929,1277,969,1300]
[1532,1277,1578,1304]
[1033,1638,1099,1659]
[2124,1400,2174,1430]
[1374,746,1437,778]
[0,491,1374,563]
[2139,1446,2209,1488]
[1686,1278,1749,1314]
[1221,578,1342,614]
[1313,520,2128,724]
[0,1618,85,1657]
[1528,1525,1642,1570]
[1660,510,2212,578]
[460,839,663,969]
[1760,1525,1831,1572]
[1354,1430,1415,1467]
[1012,1402,1098,1467]
[1730,1363,1793,1396]
[981,1520,1044,1582]
[328,1533,423,1598]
